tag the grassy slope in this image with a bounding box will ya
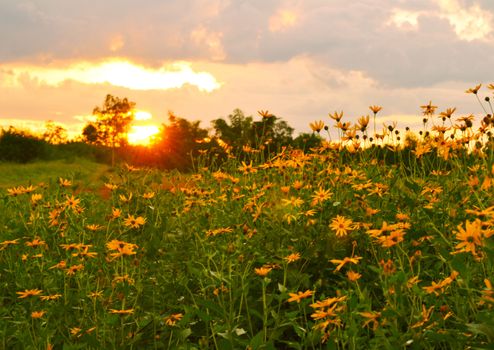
[0,158,111,190]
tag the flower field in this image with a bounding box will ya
[2,92,494,349]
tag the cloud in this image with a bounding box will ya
[435,0,493,41]
[269,8,300,32]
[190,26,226,61]
[0,59,222,92]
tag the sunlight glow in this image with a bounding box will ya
[134,111,152,121]
[127,125,160,146]
[3,59,221,92]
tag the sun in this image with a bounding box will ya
[127,110,160,146]
[127,125,160,146]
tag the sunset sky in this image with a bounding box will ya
[1,0,493,139]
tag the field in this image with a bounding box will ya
[2,120,494,349]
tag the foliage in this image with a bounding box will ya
[0,127,49,163]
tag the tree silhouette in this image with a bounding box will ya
[82,94,135,166]
[43,120,67,144]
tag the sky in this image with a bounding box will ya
[1,0,493,139]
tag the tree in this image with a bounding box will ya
[212,109,294,155]
[43,120,67,144]
[82,94,136,166]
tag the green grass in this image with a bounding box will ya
[0,158,111,190]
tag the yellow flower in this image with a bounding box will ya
[346,270,362,282]
[329,215,354,237]
[328,111,344,122]
[258,110,274,118]
[369,105,382,114]
[31,310,46,319]
[329,256,362,271]
[40,294,62,301]
[287,290,313,303]
[59,178,72,187]
[110,309,134,315]
[64,195,81,211]
[311,187,332,206]
[420,101,438,116]
[309,120,325,133]
[123,214,146,229]
[254,266,272,277]
[112,207,122,219]
[164,313,183,326]
[17,289,43,298]
[142,192,155,199]
[454,219,483,256]
[465,84,481,94]
[284,252,301,264]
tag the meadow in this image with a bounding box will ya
[2,88,494,349]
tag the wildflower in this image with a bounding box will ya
[86,224,103,231]
[379,229,406,248]
[66,264,84,276]
[49,260,66,270]
[329,215,354,237]
[104,183,118,190]
[347,270,362,282]
[7,186,24,196]
[328,111,344,122]
[258,110,274,118]
[119,193,133,203]
[70,327,82,336]
[330,256,362,271]
[420,101,437,117]
[31,193,42,205]
[111,207,122,219]
[112,274,135,286]
[239,161,257,174]
[360,311,381,331]
[357,115,370,131]
[407,276,421,288]
[17,289,43,298]
[88,290,104,299]
[164,313,183,326]
[40,294,62,301]
[143,192,155,199]
[64,195,81,211]
[205,227,233,237]
[25,237,47,248]
[123,214,146,229]
[311,187,332,206]
[59,178,72,187]
[465,84,481,94]
[309,120,325,133]
[454,219,483,256]
[107,240,138,259]
[282,196,304,207]
[288,290,313,303]
[379,259,396,275]
[110,309,134,315]
[411,304,434,329]
[254,266,272,277]
[439,107,456,120]
[0,239,19,250]
[369,105,382,114]
[31,310,46,319]
[284,252,301,264]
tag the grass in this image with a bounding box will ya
[0,158,111,190]
[2,86,494,349]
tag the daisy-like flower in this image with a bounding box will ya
[329,256,362,271]
[123,214,146,229]
[31,310,46,319]
[258,110,274,118]
[142,192,155,199]
[164,313,183,326]
[465,84,481,94]
[454,219,483,256]
[59,178,72,187]
[311,187,332,206]
[369,105,382,114]
[17,289,43,299]
[254,266,272,277]
[309,120,325,133]
[284,252,301,264]
[287,290,313,303]
[110,309,134,315]
[65,195,81,211]
[420,101,438,116]
[40,294,62,301]
[329,215,354,237]
[346,270,362,282]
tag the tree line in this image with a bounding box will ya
[0,94,322,170]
